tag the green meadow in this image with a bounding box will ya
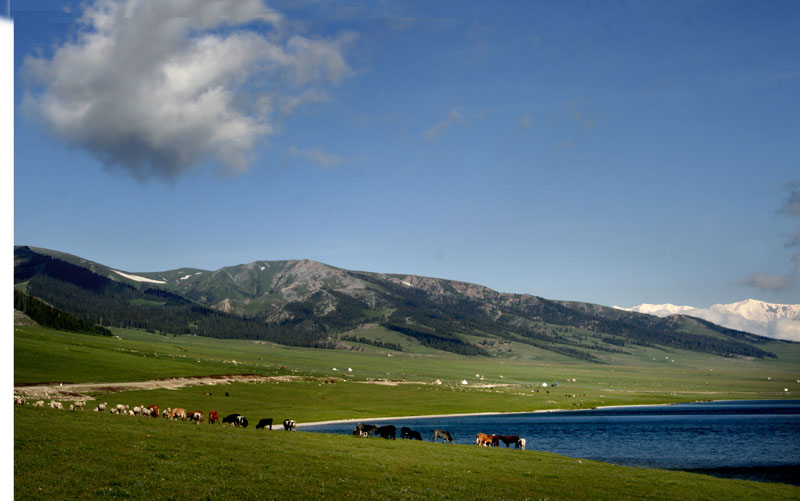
[14,325,800,499]
[14,406,800,500]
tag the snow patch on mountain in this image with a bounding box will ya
[615,299,800,342]
[613,303,696,317]
[111,269,167,284]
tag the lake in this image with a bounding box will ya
[299,400,800,485]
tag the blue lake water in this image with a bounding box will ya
[300,400,800,484]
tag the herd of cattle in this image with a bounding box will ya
[14,395,298,431]
[351,423,525,450]
[16,395,525,449]
[352,423,455,442]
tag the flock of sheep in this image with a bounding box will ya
[14,394,298,432]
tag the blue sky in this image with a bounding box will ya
[11,0,800,308]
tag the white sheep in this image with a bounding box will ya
[34,400,45,407]
[14,395,26,405]
[50,401,63,410]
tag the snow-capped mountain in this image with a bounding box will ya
[614,299,800,342]
[618,303,697,317]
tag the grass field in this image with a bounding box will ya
[14,406,800,500]
[13,324,800,498]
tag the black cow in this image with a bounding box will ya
[373,425,396,439]
[353,423,378,437]
[223,413,248,428]
[283,419,296,431]
[256,418,273,430]
[401,426,422,440]
[433,429,453,443]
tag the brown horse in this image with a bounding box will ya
[497,435,520,448]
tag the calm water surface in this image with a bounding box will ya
[300,400,800,483]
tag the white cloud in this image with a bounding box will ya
[22,0,353,180]
[290,146,342,169]
[740,182,800,293]
[280,90,331,115]
[740,270,796,292]
[425,107,464,140]
[767,318,800,342]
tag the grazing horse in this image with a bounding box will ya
[256,418,273,430]
[208,411,220,424]
[497,435,520,448]
[353,423,377,437]
[433,429,453,443]
[373,425,396,439]
[283,419,296,431]
[516,438,526,450]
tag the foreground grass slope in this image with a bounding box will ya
[14,324,800,498]
[14,406,799,500]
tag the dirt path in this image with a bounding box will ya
[13,374,303,402]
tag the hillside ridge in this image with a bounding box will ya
[14,245,788,361]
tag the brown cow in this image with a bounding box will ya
[188,410,203,424]
[169,408,187,420]
[208,410,220,424]
[147,404,159,418]
[475,433,498,447]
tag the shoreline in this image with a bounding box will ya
[295,401,681,428]
[297,399,800,428]
[298,399,799,428]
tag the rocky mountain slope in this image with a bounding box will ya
[14,246,786,361]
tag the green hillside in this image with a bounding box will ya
[14,245,794,364]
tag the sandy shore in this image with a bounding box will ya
[297,408,594,427]
[296,401,697,427]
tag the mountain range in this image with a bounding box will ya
[13,246,790,363]
[615,300,800,342]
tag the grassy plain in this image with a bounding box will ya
[14,324,800,499]
[14,406,800,500]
